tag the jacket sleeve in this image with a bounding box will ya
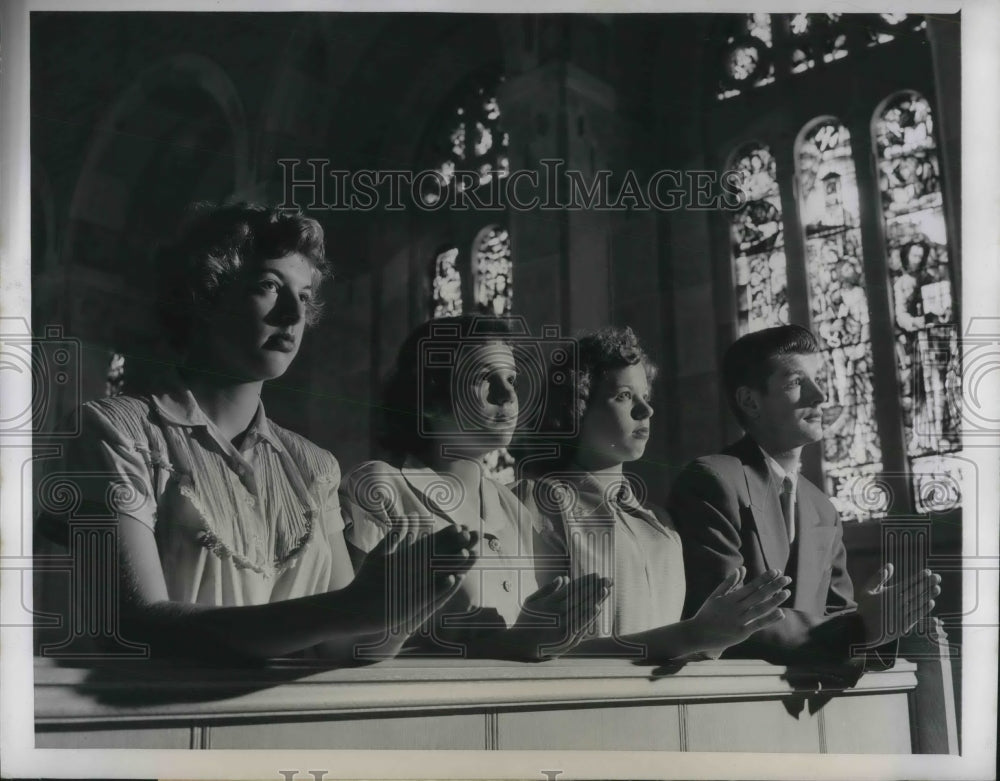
[667,459,747,622]
[668,458,871,673]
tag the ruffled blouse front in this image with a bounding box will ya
[49,387,351,607]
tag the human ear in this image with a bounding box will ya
[735,386,760,420]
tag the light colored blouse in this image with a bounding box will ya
[515,472,686,638]
[341,459,540,646]
[48,386,352,607]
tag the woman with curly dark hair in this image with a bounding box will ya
[515,326,790,661]
[39,203,476,662]
[340,314,610,660]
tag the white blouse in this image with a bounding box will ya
[515,473,686,638]
[46,386,352,607]
[341,459,540,649]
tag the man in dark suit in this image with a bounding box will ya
[668,325,940,673]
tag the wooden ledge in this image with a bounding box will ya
[34,656,918,727]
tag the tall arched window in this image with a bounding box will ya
[874,91,962,513]
[431,247,463,319]
[728,143,788,335]
[423,74,510,206]
[796,119,882,518]
[472,225,513,315]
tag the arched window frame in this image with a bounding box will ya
[870,89,963,516]
[792,116,884,519]
[471,224,513,316]
[724,141,789,335]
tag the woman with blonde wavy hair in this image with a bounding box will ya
[515,326,790,661]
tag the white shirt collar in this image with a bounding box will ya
[758,445,799,493]
[150,381,283,453]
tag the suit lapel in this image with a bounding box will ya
[729,437,790,573]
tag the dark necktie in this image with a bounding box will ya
[780,475,795,544]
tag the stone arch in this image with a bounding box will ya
[65,53,250,274]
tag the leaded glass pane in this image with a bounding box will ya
[717,14,775,100]
[867,14,927,46]
[820,14,849,63]
[473,227,513,316]
[798,120,881,520]
[789,13,816,73]
[894,325,961,457]
[728,144,788,334]
[450,120,466,159]
[876,92,961,482]
[910,453,964,515]
[105,352,125,397]
[427,75,508,200]
[432,247,463,319]
[818,344,884,518]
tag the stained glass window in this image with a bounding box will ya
[874,91,961,508]
[432,247,463,319]
[728,143,788,334]
[105,352,125,397]
[473,226,513,316]
[797,120,882,520]
[867,13,927,46]
[717,14,927,100]
[717,14,775,100]
[424,78,510,206]
[788,13,817,74]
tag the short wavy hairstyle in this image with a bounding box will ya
[722,324,819,425]
[540,326,658,442]
[154,202,331,352]
[378,314,519,463]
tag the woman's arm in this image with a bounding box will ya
[114,513,477,662]
[570,568,791,662]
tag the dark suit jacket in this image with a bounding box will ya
[668,436,887,671]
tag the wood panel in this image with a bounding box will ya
[821,693,912,754]
[36,726,192,749]
[683,699,823,753]
[497,703,682,750]
[208,712,486,750]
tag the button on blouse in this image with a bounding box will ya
[340,458,540,641]
[44,386,352,608]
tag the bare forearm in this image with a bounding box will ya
[123,585,386,662]
[573,619,717,662]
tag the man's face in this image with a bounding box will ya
[742,352,826,451]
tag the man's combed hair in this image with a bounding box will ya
[378,314,518,464]
[540,325,658,442]
[722,324,820,424]
[154,202,331,352]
